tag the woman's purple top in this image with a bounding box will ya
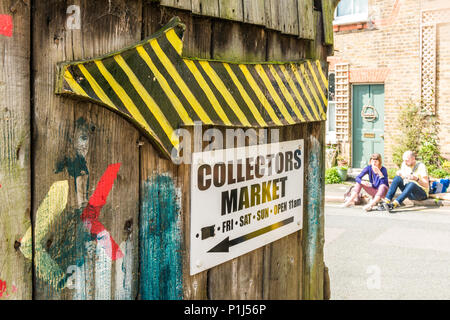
[355,165,389,189]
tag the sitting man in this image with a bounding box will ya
[382,150,429,212]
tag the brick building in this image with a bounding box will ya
[327,0,450,168]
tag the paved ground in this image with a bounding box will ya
[324,203,450,299]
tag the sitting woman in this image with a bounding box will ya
[342,153,389,211]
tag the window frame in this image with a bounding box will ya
[333,0,369,26]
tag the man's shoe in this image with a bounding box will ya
[381,201,392,212]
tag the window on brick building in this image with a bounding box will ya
[334,0,368,25]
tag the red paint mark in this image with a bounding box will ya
[0,279,6,298]
[0,280,17,298]
[0,15,13,37]
[81,163,123,260]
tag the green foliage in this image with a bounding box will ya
[392,100,446,176]
[443,161,450,171]
[429,168,450,179]
[387,168,397,179]
[325,167,342,184]
[392,101,423,167]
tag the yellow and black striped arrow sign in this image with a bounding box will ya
[56,17,328,157]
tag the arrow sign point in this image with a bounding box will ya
[208,237,230,253]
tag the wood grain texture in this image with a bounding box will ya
[278,0,300,36]
[159,0,192,11]
[143,4,212,59]
[0,0,32,300]
[32,0,141,300]
[321,0,334,45]
[302,121,325,300]
[218,0,243,21]
[243,0,265,26]
[266,31,307,61]
[191,0,219,17]
[264,0,281,31]
[298,0,314,40]
[212,20,266,62]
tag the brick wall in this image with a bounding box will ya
[331,0,450,167]
[436,22,450,158]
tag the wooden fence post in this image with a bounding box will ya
[0,0,32,300]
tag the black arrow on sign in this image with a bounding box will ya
[208,216,295,253]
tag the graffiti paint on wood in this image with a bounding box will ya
[19,163,123,291]
[0,14,13,37]
[140,173,183,300]
[20,180,69,290]
[0,279,17,298]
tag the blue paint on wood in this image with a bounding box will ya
[139,174,183,300]
[306,136,323,266]
[54,117,90,195]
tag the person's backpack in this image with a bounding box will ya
[430,179,450,194]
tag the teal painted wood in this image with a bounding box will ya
[304,129,324,298]
[139,174,183,300]
[352,84,385,168]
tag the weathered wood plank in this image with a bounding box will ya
[218,0,243,21]
[243,0,265,26]
[264,0,281,31]
[0,0,32,300]
[143,4,212,59]
[298,0,314,40]
[278,0,300,36]
[139,140,184,299]
[160,0,192,11]
[191,0,219,17]
[302,121,325,300]
[32,0,141,299]
[266,31,307,61]
[307,10,330,61]
[321,0,334,45]
[212,20,266,62]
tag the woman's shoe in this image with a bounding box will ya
[363,203,373,212]
[341,200,354,208]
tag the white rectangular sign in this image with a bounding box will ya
[190,139,304,275]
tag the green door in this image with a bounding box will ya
[352,84,384,168]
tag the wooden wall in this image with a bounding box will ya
[0,0,334,300]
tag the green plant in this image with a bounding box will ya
[392,101,423,167]
[443,161,450,171]
[387,168,397,179]
[325,167,342,184]
[429,168,450,179]
[392,99,444,170]
[338,166,348,171]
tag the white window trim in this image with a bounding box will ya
[333,12,369,26]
